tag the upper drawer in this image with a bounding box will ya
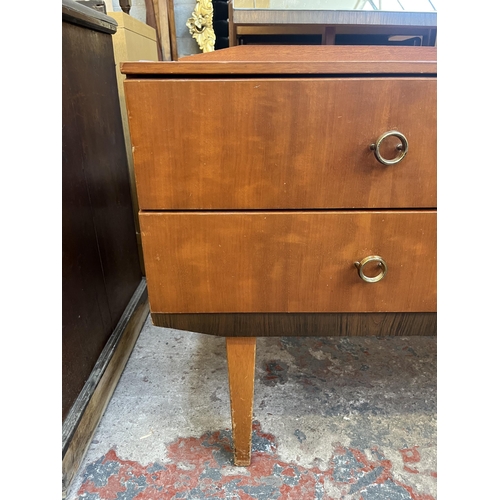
[125,78,436,210]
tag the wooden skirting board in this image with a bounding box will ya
[62,279,149,498]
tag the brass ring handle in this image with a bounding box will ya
[370,130,409,165]
[354,256,388,283]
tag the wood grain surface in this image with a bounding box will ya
[63,282,149,494]
[63,18,142,421]
[125,78,436,210]
[121,45,437,75]
[151,312,437,337]
[226,337,256,466]
[230,8,437,30]
[140,211,436,314]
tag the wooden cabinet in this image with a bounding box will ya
[63,0,142,422]
[62,0,146,491]
[122,44,437,466]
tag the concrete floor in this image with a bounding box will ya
[66,314,437,499]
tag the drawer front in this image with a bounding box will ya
[140,211,436,313]
[125,78,436,210]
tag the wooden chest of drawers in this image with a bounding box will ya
[122,45,437,465]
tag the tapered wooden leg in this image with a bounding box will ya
[226,337,256,466]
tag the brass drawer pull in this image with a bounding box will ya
[354,255,388,283]
[370,130,409,165]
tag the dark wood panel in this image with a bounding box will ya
[140,211,436,313]
[63,281,149,496]
[63,23,141,326]
[63,15,142,421]
[151,312,437,337]
[126,78,436,210]
[62,22,115,421]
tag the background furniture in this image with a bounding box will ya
[213,0,230,49]
[62,0,148,494]
[229,0,437,46]
[108,10,159,271]
[122,44,436,466]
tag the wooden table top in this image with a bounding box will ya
[121,45,437,76]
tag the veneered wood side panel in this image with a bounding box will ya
[140,211,436,313]
[125,78,436,210]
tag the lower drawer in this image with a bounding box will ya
[140,211,436,313]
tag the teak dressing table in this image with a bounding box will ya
[121,45,437,466]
